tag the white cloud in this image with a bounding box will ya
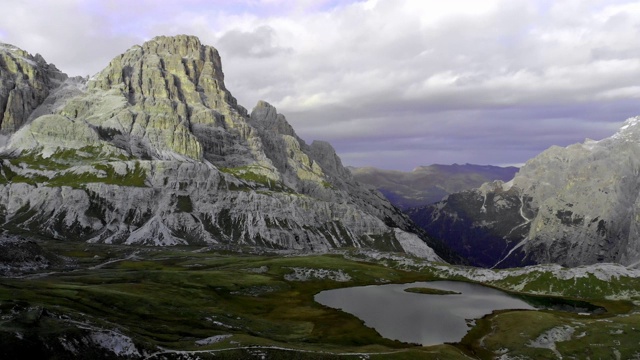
[1,0,639,170]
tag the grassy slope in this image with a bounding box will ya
[0,242,638,359]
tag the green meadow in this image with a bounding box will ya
[1,241,638,359]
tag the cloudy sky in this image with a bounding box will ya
[2,0,639,170]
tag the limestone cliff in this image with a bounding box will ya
[0,36,443,261]
[414,117,640,267]
[0,42,67,135]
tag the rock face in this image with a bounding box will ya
[0,36,444,261]
[0,43,67,135]
[350,164,518,209]
[0,235,63,276]
[413,117,640,267]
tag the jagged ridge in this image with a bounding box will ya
[415,117,640,267]
[0,43,67,135]
[0,35,444,261]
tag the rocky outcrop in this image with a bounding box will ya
[415,117,640,267]
[0,235,64,275]
[0,36,444,261]
[0,43,67,135]
[351,164,518,209]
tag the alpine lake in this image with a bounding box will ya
[315,280,604,346]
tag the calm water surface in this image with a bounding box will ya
[315,281,534,346]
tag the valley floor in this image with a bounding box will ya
[1,240,639,359]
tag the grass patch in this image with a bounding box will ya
[404,287,460,295]
[0,147,143,188]
[47,161,146,188]
[221,166,294,193]
[0,246,436,357]
[176,195,193,212]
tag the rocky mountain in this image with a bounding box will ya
[412,118,640,268]
[0,43,68,136]
[0,35,445,261]
[350,164,518,209]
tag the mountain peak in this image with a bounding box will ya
[0,42,67,135]
[0,36,445,261]
[91,34,228,98]
[250,100,297,137]
[141,35,205,58]
[420,113,640,268]
[612,116,640,141]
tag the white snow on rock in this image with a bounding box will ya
[618,116,640,131]
[284,267,351,282]
[393,228,444,262]
[611,116,640,140]
[204,317,238,329]
[195,334,232,346]
[90,331,140,357]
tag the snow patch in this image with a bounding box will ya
[612,116,640,140]
[205,317,237,329]
[195,334,232,346]
[620,117,640,130]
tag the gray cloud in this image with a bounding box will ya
[0,0,142,76]
[217,25,291,58]
[1,0,639,170]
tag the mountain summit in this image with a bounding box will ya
[0,42,67,135]
[0,35,443,260]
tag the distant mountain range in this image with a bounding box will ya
[350,164,518,209]
[411,118,640,268]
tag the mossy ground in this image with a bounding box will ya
[0,147,146,188]
[0,242,638,359]
[404,287,460,295]
[220,166,296,193]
